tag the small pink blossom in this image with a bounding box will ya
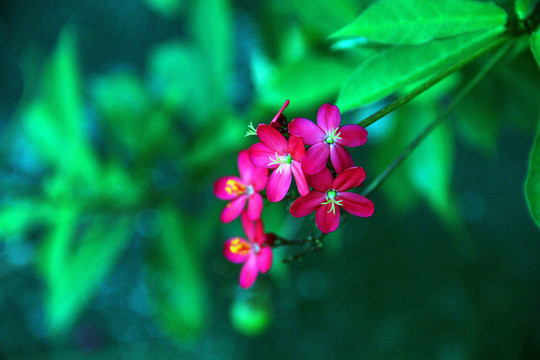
[289,167,374,233]
[289,103,368,175]
[248,124,309,202]
[269,99,290,130]
[223,212,274,288]
[214,150,268,223]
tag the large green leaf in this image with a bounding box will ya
[189,0,232,112]
[330,0,507,45]
[39,206,131,333]
[21,28,97,180]
[146,207,206,339]
[516,0,539,19]
[525,124,540,229]
[254,53,356,110]
[336,28,503,110]
[530,31,540,69]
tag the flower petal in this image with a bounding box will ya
[238,150,255,183]
[214,176,245,200]
[291,161,309,196]
[337,124,368,147]
[220,195,247,223]
[288,135,305,161]
[333,166,366,191]
[306,167,333,192]
[257,246,273,273]
[246,193,263,221]
[266,164,292,202]
[248,142,279,168]
[317,103,341,133]
[288,117,325,145]
[224,237,250,264]
[302,142,330,175]
[289,190,326,218]
[269,99,290,129]
[251,166,269,191]
[241,211,262,243]
[239,255,259,288]
[339,192,374,217]
[256,124,288,154]
[315,203,341,233]
[330,144,354,174]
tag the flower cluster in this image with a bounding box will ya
[214,100,374,288]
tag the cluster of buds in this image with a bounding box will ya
[214,100,374,288]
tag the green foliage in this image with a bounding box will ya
[525,123,540,229]
[336,28,504,110]
[530,31,540,68]
[39,206,131,334]
[285,0,363,37]
[20,28,98,181]
[230,292,272,336]
[404,97,460,226]
[142,0,184,18]
[146,207,206,339]
[330,0,507,45]
[515,0,539,19]
[254,53,356,110]
[189,0,232,114]
[0,201,52,240]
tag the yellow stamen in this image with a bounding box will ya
[230,238,251,255]
[225,179,246,196]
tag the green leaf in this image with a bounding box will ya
[336,28,503,110]
[330,0,507,45]
[404,79,460,226]
[21,28,98,180]
[286,0,361,36]
[146,207,206,339]
[39,207,131,333]
[525,124,540,229]
[142,0,183,18]
[516,0,539,19]
[189,0,232,112]
[530,31,540,69]
[255,53,356,110]
[0,201,53,240]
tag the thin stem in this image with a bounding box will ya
[361,40,513,198]
[358,33,511,129]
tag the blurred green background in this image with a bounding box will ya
[1,0,540,359]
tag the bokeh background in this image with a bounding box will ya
[1,0,540,359]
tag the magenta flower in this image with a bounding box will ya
[289,103,368,175]
[223,212,274,288]
[214,150,268,223]
[269,99,290,130]
[248,124,309,202]
[289,167,374,233]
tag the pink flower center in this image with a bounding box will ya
[321,189,343,214]
[225,179,246,196]
[325,128,342,145]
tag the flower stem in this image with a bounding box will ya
[361,40,513,198]
[358,32,511,129]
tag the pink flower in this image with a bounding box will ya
[248,124,309,202]
[269,99,290,131]
[289,167,374,233]
[214,150,268,223]
[289,103,368,175]
[223,212,274,288]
